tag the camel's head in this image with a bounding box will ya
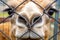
[3,0,58,40]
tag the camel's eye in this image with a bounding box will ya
[18,16,26,24]
[48,8,58,16]
[33,16,42,23]
[3,8,15,15]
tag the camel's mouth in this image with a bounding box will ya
[16,36,42,40]
[15,31,44,40]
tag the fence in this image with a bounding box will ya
[0,0,60,40]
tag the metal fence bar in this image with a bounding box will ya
[14,0,27,10]
[53,0,60,40]
[0,30,11,40]
[49,31,60,40]
[53,12,59,40]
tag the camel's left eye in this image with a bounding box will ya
[48,8,58,16]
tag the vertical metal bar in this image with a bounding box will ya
[53,0,60,40]
[54,12,59,40]
[58,12,60,40]
[56,0,60,40]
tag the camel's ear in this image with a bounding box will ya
[48,8,59,16]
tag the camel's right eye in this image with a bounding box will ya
[3,8,15,15]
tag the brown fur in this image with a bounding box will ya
[0,0,54,40]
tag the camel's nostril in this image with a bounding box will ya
[18,16,27,24]
[18,26,25,29]
[32,16,42,24]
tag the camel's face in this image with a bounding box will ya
[3,0,57,40]
[11,1,50,39]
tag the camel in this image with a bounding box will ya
[2,0,58,40]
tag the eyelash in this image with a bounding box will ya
[3,8,15,15]
[47,8,57,16]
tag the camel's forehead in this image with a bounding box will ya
[33,0,53,8]
[21,2,41,14]
[19,1,42,19]
[8,0,52,10]
[7,0,53,19]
